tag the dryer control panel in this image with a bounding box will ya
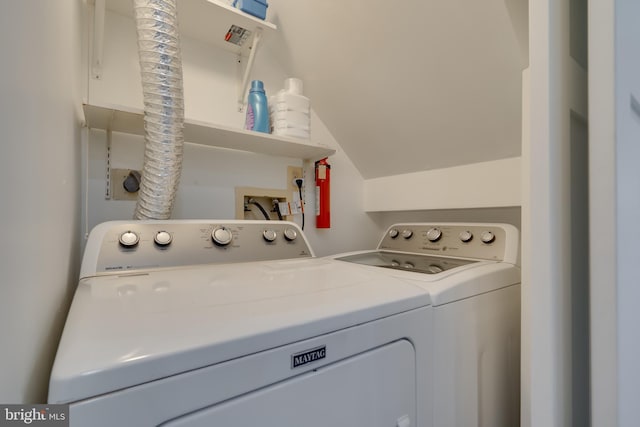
[81,220,313,278]
[379,223,519,264]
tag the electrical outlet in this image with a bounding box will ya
[287,165,304,203]
[235,187,290,221]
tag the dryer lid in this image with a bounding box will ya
[49,258,430,404]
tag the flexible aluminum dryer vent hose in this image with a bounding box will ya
[132,0,185,220]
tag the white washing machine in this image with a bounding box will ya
[330,223,521,427]
[49,220,432,427]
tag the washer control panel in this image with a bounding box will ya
[379,223,517,262]
[84,220,313,277]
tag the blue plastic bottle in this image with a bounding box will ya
[245,80,269,133]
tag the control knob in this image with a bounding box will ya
[401,229,413,239]
[263,229,277,242]
[481,231,496,244]
[388,229,400,239]
[154,231,172,246]
[119,231,139,248]
[459,230,473,243]
[211,227,233,246]
[426,227,442,242]
[283,228,298,242]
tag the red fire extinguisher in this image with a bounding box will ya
[315,158,331,228]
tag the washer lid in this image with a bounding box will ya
[331,249,520,306]
[49,258,430,404]
[335,251,477,275]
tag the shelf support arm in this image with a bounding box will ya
[92,0,106,80]
[237,27,263,111]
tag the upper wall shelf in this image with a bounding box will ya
[83,103,336,161]
[100,0,276,56]
[92,0,277,107]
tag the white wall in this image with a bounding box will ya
[613,1,640,423]
[363,157,522,212]
[266,0,524,180]
[589,1,640,425]
[85,10,379,256]
[0,0,83,403]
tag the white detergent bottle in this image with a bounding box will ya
[271,78,310,138]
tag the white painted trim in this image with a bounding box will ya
[588,1,617,425]
[363,157,521,212]
[525,0,590,426]
[520,67,531,426]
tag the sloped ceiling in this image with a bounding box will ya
[267,0,528,179]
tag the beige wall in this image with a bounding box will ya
[0,0,83,403]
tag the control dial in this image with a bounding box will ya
[388,229,400,239]
[119,231,139,247]
[459,230,473,243]
[154,231,172,246]
[426,227,442,242]
[481,231,496,244]
[263,229,277,242]
[284,228,298,242]
[427,264,444,274]
[401,229,413,239]
[211,227,233,246]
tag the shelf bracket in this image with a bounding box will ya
[92,0,106,80]
[237,27,263,112]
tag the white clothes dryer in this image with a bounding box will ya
[330,223,521,427]
[49,220,432,427]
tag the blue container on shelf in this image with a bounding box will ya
[233,0,268,20]
[245,80,269,133]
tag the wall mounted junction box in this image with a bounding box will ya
[235,187,291,221]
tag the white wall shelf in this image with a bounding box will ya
[99,0,276,55]
[83,103,335,161]
[92,0,276,107]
